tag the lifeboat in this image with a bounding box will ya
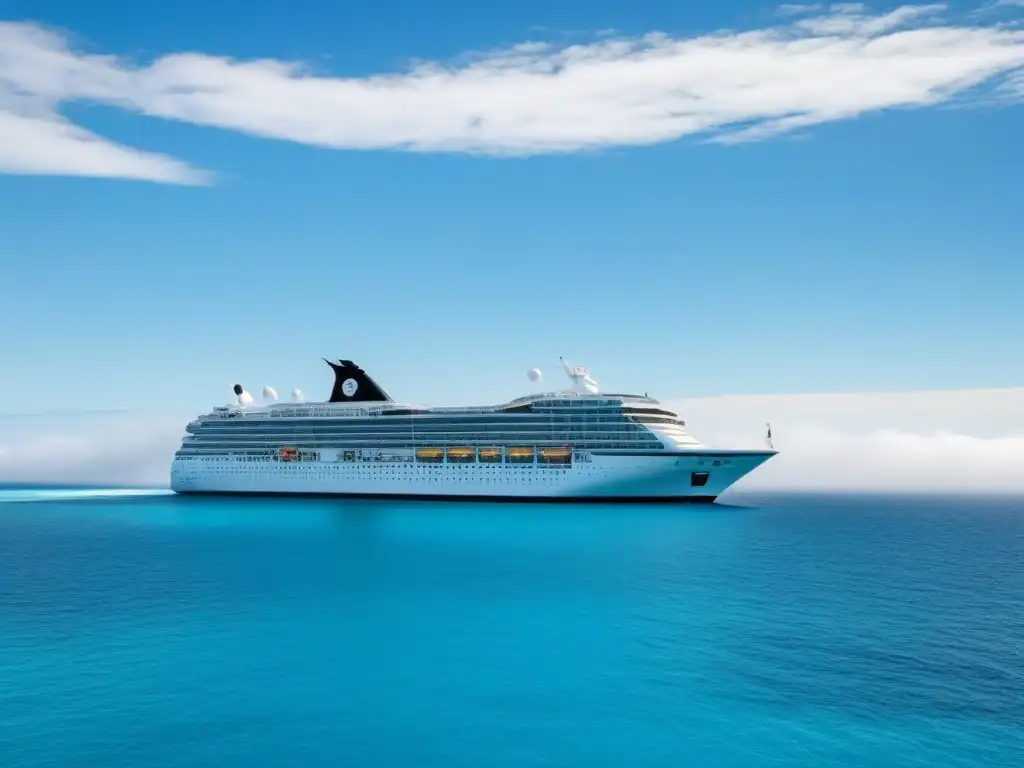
[446,447,475,463]
[506,446,535,463]
[478,447,502,463]
[279,446,299,462]
[539,446,571,465]
[416,447,443,463]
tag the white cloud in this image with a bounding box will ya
[0,25,210,184]
[2,387,1023,493]
[1,4,1023,181]
[0,110,210,184]
[778,4,826,15]
[793,3,945,34]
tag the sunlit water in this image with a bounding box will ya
[1,488,1021,767]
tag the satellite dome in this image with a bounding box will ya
[291,388,304,403]
[527,368,542,382]
[262,386,279,401]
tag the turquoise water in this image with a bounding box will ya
[1,489,1021,767]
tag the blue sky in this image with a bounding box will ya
[1,0,1023,416]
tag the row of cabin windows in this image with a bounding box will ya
[176,457,713,487]
[177,448,638,460]
[189,429,670,442]
[183,453,574,465]
[191,417,658,432]
[203,407,671,422]
[185,434,663,444]
[188,427,663,439]
[179,441,662,455]
[208,409,633,420]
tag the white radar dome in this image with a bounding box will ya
[291,388,304,403]
[527,368,542,382]
[262,386,278,401]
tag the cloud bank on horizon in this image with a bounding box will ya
[1,387,1022,492]
[2,3,1024,183]
[671,387,1024,492]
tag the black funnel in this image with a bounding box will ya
[324,360,392,403]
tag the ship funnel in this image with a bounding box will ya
[324,359,392,403]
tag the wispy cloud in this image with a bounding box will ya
[777,4,826,16]
[0,5,1023,183]
[2,387,1023,492]
[792,3,945,34]
[0,110,211,184]
[0,24,210,184]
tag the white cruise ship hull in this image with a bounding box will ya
[170,449,774,502]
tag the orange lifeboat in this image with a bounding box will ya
[416,447,443,463]
[478,447,502,463]
[446,447,475,463]
[506,446,535,463]
[539,446,571,465]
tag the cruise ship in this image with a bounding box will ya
[170,359,777,501]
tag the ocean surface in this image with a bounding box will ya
[0,488,1021,767]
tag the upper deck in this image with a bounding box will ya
[200,391,665,423]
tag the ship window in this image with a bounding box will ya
[691,471,710,487]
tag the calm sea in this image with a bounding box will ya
[1,488,1021,767]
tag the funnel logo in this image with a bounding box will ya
[342,378,359,397]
